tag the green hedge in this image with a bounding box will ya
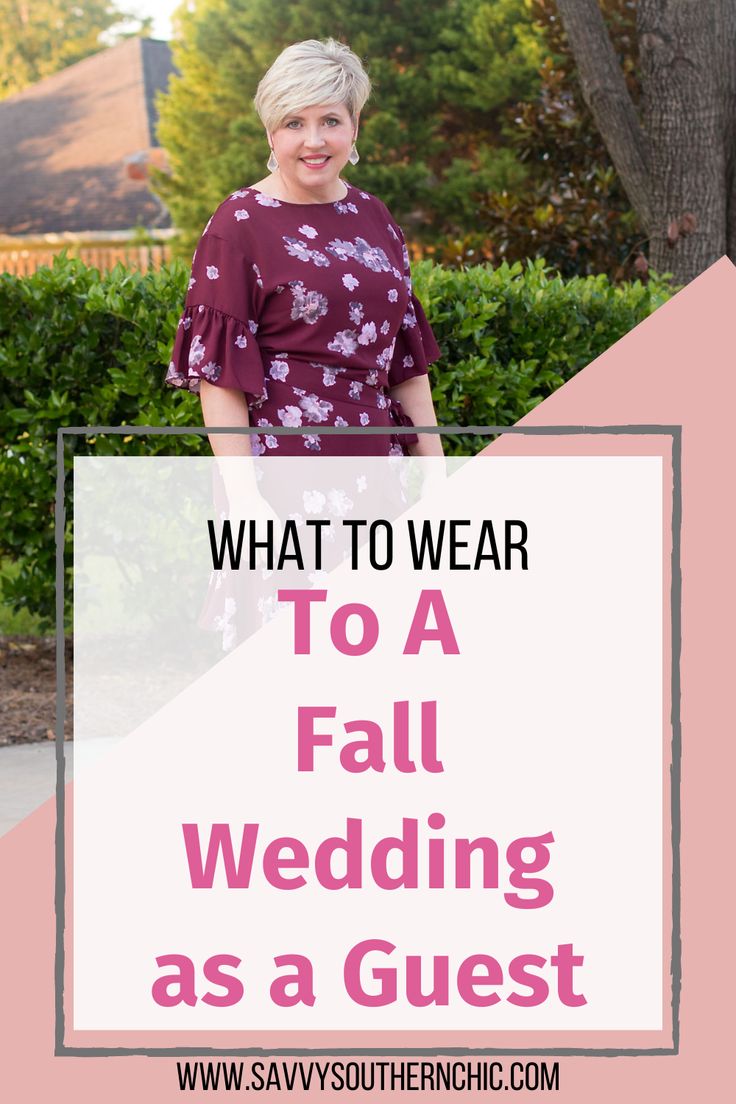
[415,258,672,449]
[0,254,672,626]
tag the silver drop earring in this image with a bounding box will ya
[267,148,278,172]
[348,143,360,165]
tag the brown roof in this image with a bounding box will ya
[0,38,176,235]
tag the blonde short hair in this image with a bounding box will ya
[254,39,371,132]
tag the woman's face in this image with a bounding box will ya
[269,102,356,201]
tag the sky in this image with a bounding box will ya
[123,0,182,40]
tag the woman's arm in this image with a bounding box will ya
[389,374,444,457]
[199,381,252,457]
[200,381,280,531]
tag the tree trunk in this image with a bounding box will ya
[714,0,736,264]
[638,0,728,280]
[555,0,651,229]
[556,0,736,285]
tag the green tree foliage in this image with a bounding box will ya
[154,0,543,251]
[434,0,644,279]
[0,0,151,99]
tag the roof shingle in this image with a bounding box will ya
[0,37,176,235]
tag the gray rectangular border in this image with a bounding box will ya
[55,423,681,1057]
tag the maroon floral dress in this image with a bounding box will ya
[166,183,440,455]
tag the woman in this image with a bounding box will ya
[166,38,443,458]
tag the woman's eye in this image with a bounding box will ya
[325,118,339,126]
[286,120,301,129]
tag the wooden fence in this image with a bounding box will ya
[0,242,172,276]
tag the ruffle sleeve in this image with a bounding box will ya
[166,229,265,398]
[387,225,441,388]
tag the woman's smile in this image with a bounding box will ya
[268,102,354,201]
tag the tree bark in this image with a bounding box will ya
[714,0,736,264]
[638,0,728,279]
[555,0,651,228]
[556,0,736,284]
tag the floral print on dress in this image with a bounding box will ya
[201,361,221,382]
[283,236,331,267]
[325,238,353,262]
[356,238,392,271]
[189,334,206,368]
[269,359,289,380]
[402,302,418,329]
[358,321,377,345]
[318,364,344,387]
[376,341,396,369]
[284,237,312,262]
[278,405,303,427]
[290,282,329,325]
[326,236,392,273]
[299,393,333,423]
[167,181,440,453]
[213,596,237,651]
[327,330,358,357]
[327,488,354,515]
[304,489,326,513]
[251,384,269,409]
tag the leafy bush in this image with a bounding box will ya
[0,255,202,628]
[412,258,671,453]
[0,254,671,626]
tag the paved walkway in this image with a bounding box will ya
[0,743,73,838]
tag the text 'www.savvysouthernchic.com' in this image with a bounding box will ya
[176,1059,560,1092]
